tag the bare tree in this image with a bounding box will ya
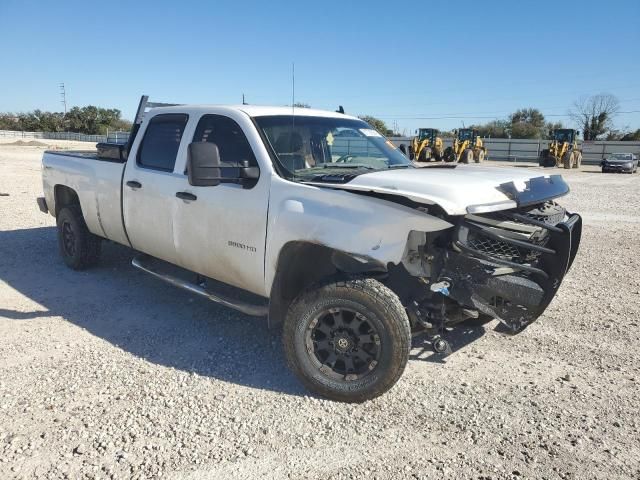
[569,94,620,140]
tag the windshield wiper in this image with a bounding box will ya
[322,163,376,170]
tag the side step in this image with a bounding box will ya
[131,255,268,317]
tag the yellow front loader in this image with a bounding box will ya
[443,128,487,163]
[409,128,444,162]
[538,129,582,169]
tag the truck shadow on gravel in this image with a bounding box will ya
[0,226,306,397]
[0,227,493,397]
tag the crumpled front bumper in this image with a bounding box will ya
[438,212,582,332]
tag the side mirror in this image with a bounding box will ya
[576,131,581,136]
[187,142,221,186]
[239,160,260,180]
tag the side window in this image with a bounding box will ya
[191,115,258,176]
[137,114,188,171]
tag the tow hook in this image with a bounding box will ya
[429,279,452,296]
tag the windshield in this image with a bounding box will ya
[418,129,435,141]
[610,153,632,160]
[255,115,412,182]
[553,130,573,142]
[458,129,473,141]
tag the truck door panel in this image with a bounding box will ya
[122,113,188,265]
[172,114,269,296]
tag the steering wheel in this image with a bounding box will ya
[336,154,358,163]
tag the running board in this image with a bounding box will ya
[131,256,268,317]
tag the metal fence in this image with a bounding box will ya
[388,137,640,165]
[0,129,130,144]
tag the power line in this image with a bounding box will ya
[372,110,640,120]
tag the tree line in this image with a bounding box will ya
[0,106,132,135]
[360,94,638,141]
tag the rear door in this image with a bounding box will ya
[171,113,270,296]
[122,113,189,265]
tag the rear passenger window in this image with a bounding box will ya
[192,115,257,174]
[137,114,188,171]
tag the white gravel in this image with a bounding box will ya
[1,142,639,479]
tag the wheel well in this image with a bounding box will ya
[54,185,80,217]
[268,242,386,328]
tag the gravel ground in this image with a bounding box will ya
[1,141,639,480]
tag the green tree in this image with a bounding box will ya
[473,120,510,138]
[508,108,547,139]
[358,115,388,135]
[620,129,640,141]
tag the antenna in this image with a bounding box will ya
[59,83,67,116]
[291,62,295,113]
[242,93,247,105]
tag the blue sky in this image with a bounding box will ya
[1,0,638,134]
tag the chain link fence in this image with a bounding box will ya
[0,129,130,144]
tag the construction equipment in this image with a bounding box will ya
[409,128,444,162]
[539,129,582,169]
[443,128,487,163]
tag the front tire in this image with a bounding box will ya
[56,205,101,270]
[475,149,485,163]
[460,149,474,164]
[283,277,411,403]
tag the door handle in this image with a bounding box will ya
[126,181,142,189]
[176,191,197,201]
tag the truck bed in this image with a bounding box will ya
[42,150,129,246]
[45,147,126,163]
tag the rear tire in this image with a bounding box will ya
[573,152,582,168]
[56,205,102,270]
[443,147,456,162]
[283,276,411,403]
[475,149,485,163]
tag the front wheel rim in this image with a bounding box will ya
[305,307,381,381]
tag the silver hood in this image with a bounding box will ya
[308,165,570,215]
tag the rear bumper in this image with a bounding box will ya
[36,197,48,214]
[440,212,582,332]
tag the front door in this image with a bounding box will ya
[172,113,269,296]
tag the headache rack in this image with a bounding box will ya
[97,95,183,162]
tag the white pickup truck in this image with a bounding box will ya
[38,96,582,402]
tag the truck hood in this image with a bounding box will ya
[307,165,570,215]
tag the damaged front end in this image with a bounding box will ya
[439,203,581,332]
[396,175,581,338]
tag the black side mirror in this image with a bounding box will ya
[187,142,221,186]
[239,160,260,180]
[576,131,581,136]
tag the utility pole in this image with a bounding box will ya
[59,83,67,116]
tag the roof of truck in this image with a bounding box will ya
[149,104,360,120]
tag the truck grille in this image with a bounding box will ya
[457,203,565,266]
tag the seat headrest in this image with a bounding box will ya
[274,132,303,153]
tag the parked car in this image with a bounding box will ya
[601,153,638,173]
[37,96,582,402]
